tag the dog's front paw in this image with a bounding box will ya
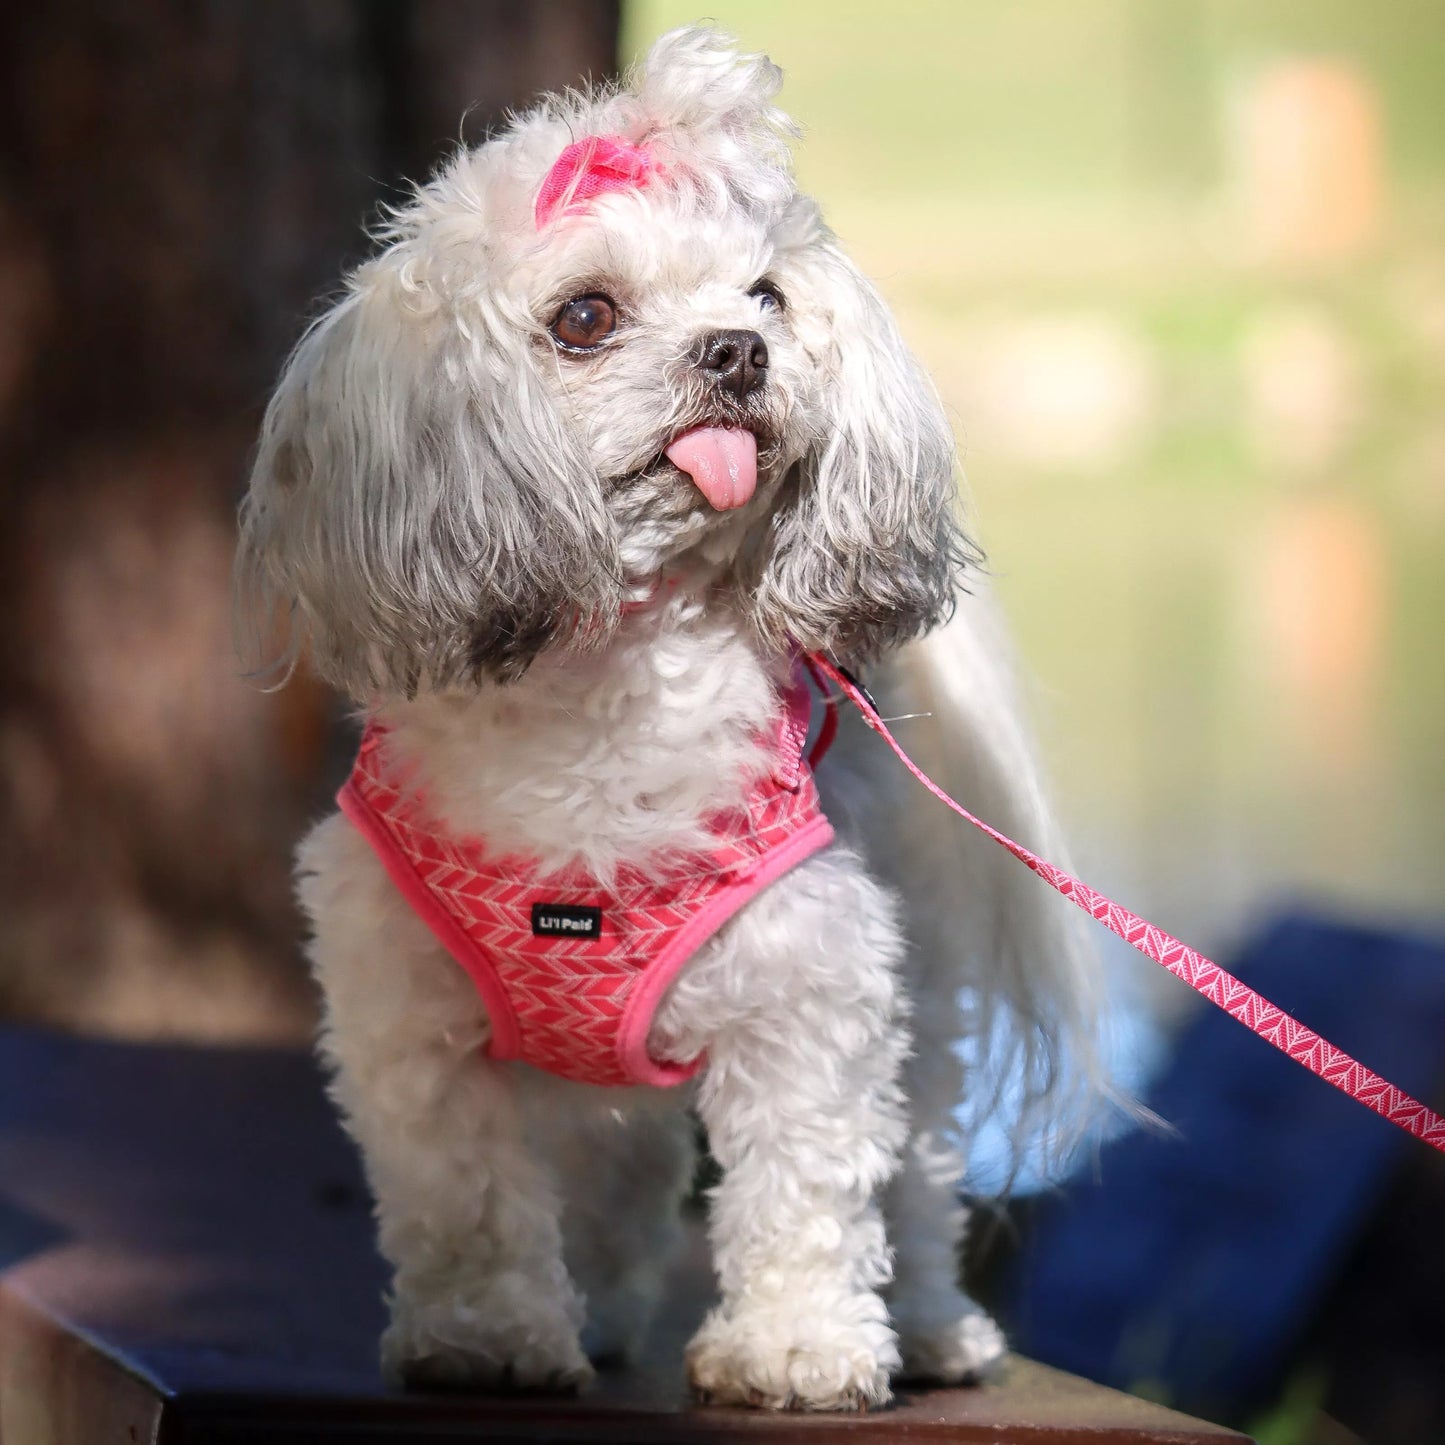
[685,1298,898,1411]
[382,1286,593,1395]
[895,1300,1007,1384]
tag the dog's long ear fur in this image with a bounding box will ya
[741,228,977,665]
[238,225,621,698]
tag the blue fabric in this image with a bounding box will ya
[1003,912,1445,1414]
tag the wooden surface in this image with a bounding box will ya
[0,1026,1252,1443]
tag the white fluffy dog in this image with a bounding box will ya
[238,27,1100,1412]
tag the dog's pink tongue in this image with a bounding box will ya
[664,427,758,510]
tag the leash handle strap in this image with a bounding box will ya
[807,653,1445,1155]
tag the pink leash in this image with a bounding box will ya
[805,653,1445,1155]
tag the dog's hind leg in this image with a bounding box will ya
[299,815,593,1393]
[883,979,1007,1383]
[864,737,1008,1383]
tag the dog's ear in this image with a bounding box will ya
[741,233,976,665]
[237,242,621,697]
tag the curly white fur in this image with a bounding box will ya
[241,26,1103,1412]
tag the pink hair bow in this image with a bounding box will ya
[534,135,656,229]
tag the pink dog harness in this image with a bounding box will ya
[338,668,835,1088]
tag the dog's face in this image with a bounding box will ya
[531,191,815,582]
[239,27,974,697]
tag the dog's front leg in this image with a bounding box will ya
[653,848,912,1411]
[299,816,592,1393]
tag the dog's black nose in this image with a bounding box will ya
[696,329,769,398]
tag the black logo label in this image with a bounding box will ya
[531,903,602,939]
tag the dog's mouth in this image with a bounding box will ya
[612,409,784,515]
[663,426,758,510]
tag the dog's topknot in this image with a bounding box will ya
[632,26,790,147]
[625,27,798,225]
[508,26,799,229]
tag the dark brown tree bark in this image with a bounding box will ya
[0,1,619,1040]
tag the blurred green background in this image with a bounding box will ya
[629,1,1445,973]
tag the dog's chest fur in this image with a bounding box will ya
[373,597,788,881]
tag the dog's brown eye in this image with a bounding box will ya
[551,294,617,350]
[749,280,785,313]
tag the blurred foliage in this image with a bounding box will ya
[627,1,1445,201]
[627,1,1445,957]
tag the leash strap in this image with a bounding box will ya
[807,653,1445,1155]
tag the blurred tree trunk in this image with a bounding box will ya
[0,1,619,1040]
